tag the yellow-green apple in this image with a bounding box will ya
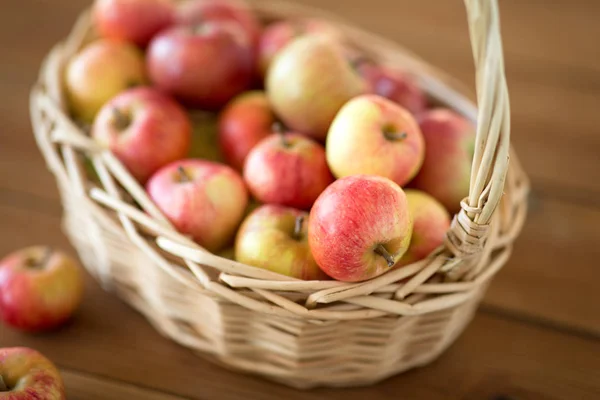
[357,62,427,115]
[176,0,261,47]
[146,159,249,252]
[218,91,276,170]
[326,94,425,187]
[65,40,146,123]
[398,189,451,266]
[235,205,329,280]
[0,347,65,399]
[410,108,476,213]
[0,247,84,332]
[266,35,366,141]
[93,0,175,47]
[308,175,413,282]
[147,22,254,110]
[243,131,334,210]
[257,19,342,77]
[92,87,192,183]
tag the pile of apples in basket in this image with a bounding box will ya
[69,0,475,283]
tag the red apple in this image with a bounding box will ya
[0,347,65,399]
[257,18,342,77]
[235,205,329,280]
[147,22,254,109]
[0,247,84,332]
[308,175,413,282]
[399,189,451,266]
[92,87,192,183]
[146,159,249,252]
[93,0,175,47]
[176,0,261,47]
[65,40,147,122]
[218,91,276,170]
[357,62,427,115]
[326,94,425,187]
[410,108,476,213]
[266,35,367,141]
[244,131,334,210]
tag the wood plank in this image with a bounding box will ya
[0,197,598,399]
[1,0,600,201]
[61,370,187,400]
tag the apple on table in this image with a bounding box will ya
[65,40,146,123]
[244,128,334,210]
[92,87,192,183]
[326,94,425,187]
[0,247,84,332]
[236,204,329,280]
[308,175,413,282]
[146,159,249,253]
[0,347,65,400]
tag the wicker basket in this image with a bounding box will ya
[30,0,529,389]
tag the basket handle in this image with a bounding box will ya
[444,0,511,258]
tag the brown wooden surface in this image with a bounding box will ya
[1,0,599,398]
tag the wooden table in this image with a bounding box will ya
[1,0,599,398]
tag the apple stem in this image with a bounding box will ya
[112,108,131,131]
[293,215,305,240]
[0,375,8,391]
[383,129,408,141]
[177,166,191,183]
[374,244,395,267]
[27,247,53,270]
[272,122,291,148]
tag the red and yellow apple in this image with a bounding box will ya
[410,108,476,213]
[176,0,261,47]
[65,40,146,122]
[398,189,451,266]
[257,18,342,77]
[358,62,427,115]
[326,94,425,187]
[266,35,366,141]
[218,91,276,170]
[308,175,413,282]
[235,205,329,280]
[147,22,254,110]
[0,247,84,332]
[93,0,175,47]
[146,159,249,252]
[244,132,334,210]
[92,87,192,183]
[0,347,65,399]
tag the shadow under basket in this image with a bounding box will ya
[30,0,529,389]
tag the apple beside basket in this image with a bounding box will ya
[30,0,529,389]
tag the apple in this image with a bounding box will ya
[146,159,249,252]
[326,94,425,187]
[0,347,65,399]
[0,247,84,332]
[266,35,366,141]
[398,189,451,266]
[147,22,254,110]
[188,111,224,162]
[257,18,342,77]
[235,204,329,280]
[65,40,146,123]
[218,91,276,170]
[357,62,427,115]
[244,131,334,210]
[410,108,476,213]
[176,0,261,47]
[93,0,175,47]
[308,175,413,282]
[92,87,192,183]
